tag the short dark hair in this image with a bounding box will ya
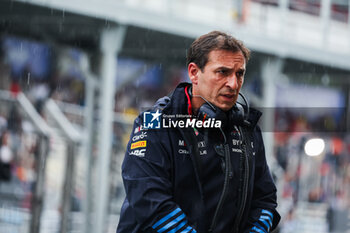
[186,31,250,71]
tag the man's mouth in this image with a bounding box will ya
[221,94,235,100]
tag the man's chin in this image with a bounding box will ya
[217,104,234,112]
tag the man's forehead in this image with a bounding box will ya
[207,50,246,67]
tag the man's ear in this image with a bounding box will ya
[188,62,200,85]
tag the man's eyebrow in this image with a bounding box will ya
[214,66,246,73]
[214,66,232,70]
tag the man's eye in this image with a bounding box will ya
[218,70,228,75]
[236,71,244,77]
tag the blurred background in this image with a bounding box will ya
[0,0,350,232]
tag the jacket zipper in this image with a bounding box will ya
[233,126,250,233]
[209,143,231,232]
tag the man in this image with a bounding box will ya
[117,31,280,233]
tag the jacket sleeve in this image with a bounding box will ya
[121,115,197,233]
[243,126,281,233]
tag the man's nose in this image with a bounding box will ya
[226,74,238,90]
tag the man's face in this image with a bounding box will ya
[189,49,246,111]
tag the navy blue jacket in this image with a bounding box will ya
[117,83,280,233]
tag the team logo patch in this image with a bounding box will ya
[178,140,186,146]
[143,110,161,129]
[130,149,146,157]
[193,127,199,136]
[232,139,241,146]
[132,132,147,141]
[231,125,241,137]
[198,141,206,148]
[200,150,207,155]
[131,140,147,149]
[232,148,243,153]
[178,149,189,154]
[134,125,144,134]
